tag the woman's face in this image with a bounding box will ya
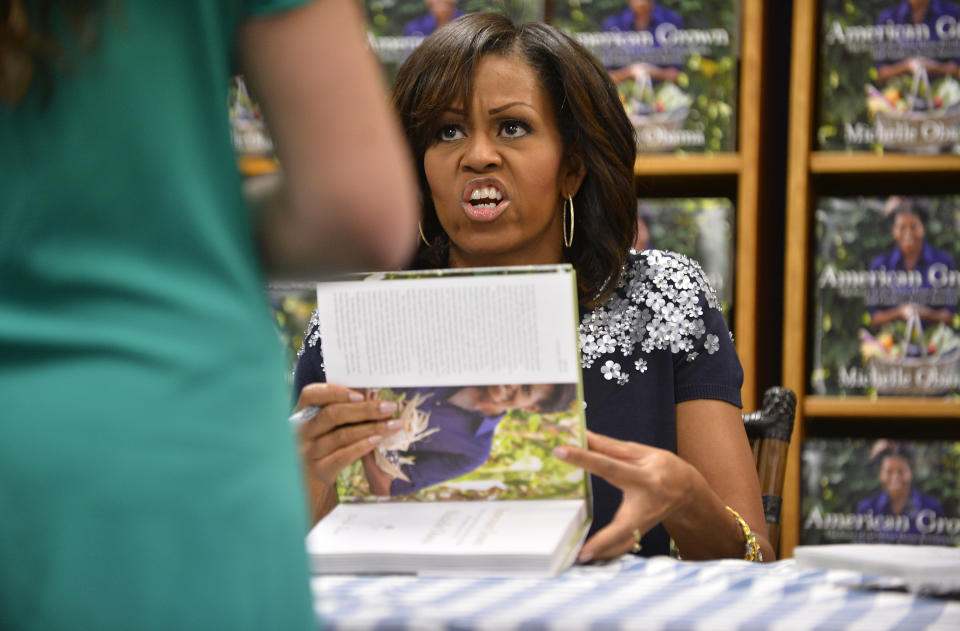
[423,53,584,268]
[892,211,925,259]
[879,455,913,498]
[476,384,556,416]
[426,0,457,23]
[630,0,654,22]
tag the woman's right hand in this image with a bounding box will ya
[295,383,402,486]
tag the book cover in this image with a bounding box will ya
[305,265,592,576]
[817,0,960,153]
[801,437,960,546]
[227,75,280,177]
[364,0,545,83]
[266,281,318,384]
[810,195,960,397]
[635,197,734,320]
[552,0,740,153]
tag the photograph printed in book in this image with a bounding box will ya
[552,0,739,153]
[810,195,960,397]
[363,0,546,83]
[802,438,960,546]
[334,383,586,503]
[634,197,734,321]
[818,0,960,153]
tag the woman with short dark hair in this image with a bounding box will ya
[295,13,772,563]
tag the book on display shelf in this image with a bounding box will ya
[227,75,280,178]
[801,437,960,547]
[810,195,960,397]
[552,0,740,153]
[302,264,592,577]
[363,0,545,83]
[817,0,960,153]
[634,197,734,321]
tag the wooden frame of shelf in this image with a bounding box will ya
[634,153,741,176]
[805,397,960,419]
[631,1,766,412]
[780,0,818,559]
[782,0,960,558]
[810,152,960,174]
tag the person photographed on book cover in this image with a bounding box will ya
[868,196,958,329]
[402,0,463,36]
[856,440,945,543]
[356,384,577,496]
[293,13,772,564]
[603,0,682,85]
[874,0,960,84]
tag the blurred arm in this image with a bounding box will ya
[237,0,418,275]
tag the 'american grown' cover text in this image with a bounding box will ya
[802,438,960,546]
[363,0,545,82]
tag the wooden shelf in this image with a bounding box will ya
[810,152,960,174]
[633,153,741,177]
[805,396,960,419]
[777,0,960,560]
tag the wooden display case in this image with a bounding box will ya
[781,0,960,557]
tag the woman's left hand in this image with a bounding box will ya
[554,430,696,562]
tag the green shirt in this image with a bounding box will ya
[0,2,315,628]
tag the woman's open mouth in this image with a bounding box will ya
[461,181,509,222]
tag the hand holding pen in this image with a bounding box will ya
[292,383,403,488]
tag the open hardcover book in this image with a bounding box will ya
[304,265,591,577]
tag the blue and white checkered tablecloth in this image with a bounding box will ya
[312,556,960,630]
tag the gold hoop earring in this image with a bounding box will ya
[418,221,432,248]
[562,194,574,248]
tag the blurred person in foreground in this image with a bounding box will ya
[293,13,773,564]
[0,0,417,628]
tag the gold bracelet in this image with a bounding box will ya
[725,506,763,562]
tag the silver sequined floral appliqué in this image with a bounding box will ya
[297,310,326,376]
[579,250,722,386]
[298,310,322,358]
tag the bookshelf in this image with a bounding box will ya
[781,0,960,558]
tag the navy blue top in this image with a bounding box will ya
[294,250,743,557]
[867,242,958,314]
